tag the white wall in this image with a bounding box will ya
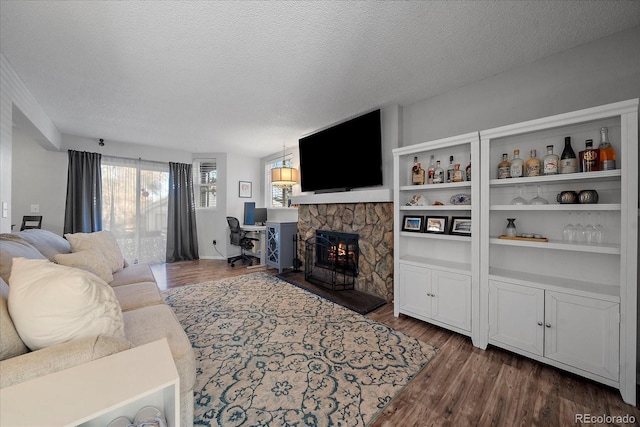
[11,128,67,235]
[402,26,640,146]
[0,53,62,232]
[62,135,192,164]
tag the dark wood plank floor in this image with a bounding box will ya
[152,260,640,426]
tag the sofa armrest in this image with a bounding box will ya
[0,335,132,388]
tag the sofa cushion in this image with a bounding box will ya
[0,294,29,361]
[123,304,196,394]
[113,282,163,311]
[8,258,125,351]
[110,263,156,287]
[15,229,71,260]
[0,234,47,283]
[65,231,124,274]
[53,249,114,283]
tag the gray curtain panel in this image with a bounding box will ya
[166,162,199,262]
[63,150,103,234]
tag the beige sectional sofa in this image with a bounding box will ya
[0,229,195,426]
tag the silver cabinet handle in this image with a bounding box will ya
[545,323,551,328]
[537,321,543,326]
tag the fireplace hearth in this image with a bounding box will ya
[304,230,359,291]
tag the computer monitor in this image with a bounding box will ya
[254,208,267,225]
[243,202,256,225]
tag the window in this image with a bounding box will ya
[101,157,169,264]
[266,154,294,208]
[193,159,217,208]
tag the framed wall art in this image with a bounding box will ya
[239,181,252,198]
[424,216,448,234]
[401,215,423,232]
[449,216,472,236]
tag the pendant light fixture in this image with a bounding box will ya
[271,143,299,188]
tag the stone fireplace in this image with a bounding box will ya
[304,230,360,291]
[297,202,394,302]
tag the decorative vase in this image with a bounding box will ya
[505,218,517,237]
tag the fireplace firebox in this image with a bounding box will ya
[304,230,359,291]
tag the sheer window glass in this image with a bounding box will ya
[101,157,169,264]
[193,159,217,208]
[266,154,294,208]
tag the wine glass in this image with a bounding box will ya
[563,211,576,242]
[529,185,548,205]
[511,186,528,205]
[573,212,585,243]
[594,212,605,244]
[582,212,597,244]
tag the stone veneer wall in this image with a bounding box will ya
[297,203,394,302]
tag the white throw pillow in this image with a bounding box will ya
[8,258,125,351]
[65,231,124,274]
[53,249,114,283]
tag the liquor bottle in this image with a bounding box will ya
[452,164,465,182]
[525,149,542,177]
[446,155,455,183]
[433,160,445,184]
[598,127,616,170]
[559,136,578,174]
[579,139,600,172]
[497,153,511,179]
[427,155,436,184]
[509,149,524,178]
[465,153,472,182]
[411,156,426,185]
[542,144,559,175]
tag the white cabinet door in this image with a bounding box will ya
[398,264,432,319]
[489,280,544,356]
[545,291,619,381]
[431,269,471,331]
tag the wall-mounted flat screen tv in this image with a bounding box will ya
[298,109,383,193]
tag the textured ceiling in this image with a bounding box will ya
[1,1,639,157]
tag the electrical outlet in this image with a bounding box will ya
[213,240,217,246]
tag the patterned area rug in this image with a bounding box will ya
[163,273,437,427]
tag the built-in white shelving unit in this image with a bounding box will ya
[393,132,481,345]
[480,98,638,405]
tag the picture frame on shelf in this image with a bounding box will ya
[424,216,448,234]
[401,215,423,232]
[239,181,252,198]
[449,216,471,236]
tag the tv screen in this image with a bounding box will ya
[299,109,383,193]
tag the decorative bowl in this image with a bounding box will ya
[450,194,471,205]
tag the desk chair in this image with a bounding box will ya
[226,216,259,267]
[20,215,42,231]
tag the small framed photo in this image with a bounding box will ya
[239,181,252,198]
[450,216,472,236]
[402,215,423,232]
[424,216,448,234]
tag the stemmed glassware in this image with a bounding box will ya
[529,185,548,205]
[573,212,585,243]
[594,212,605,244]
[563,212,576,242]
[511,186,528,205]
[582,212,597,244]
